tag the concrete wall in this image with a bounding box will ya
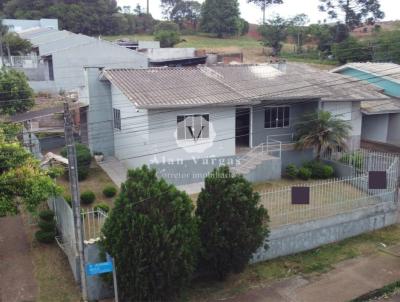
[362,114,389,143]
[138,41,160,49]
[145,48,196,60]
[84,244,114,301]
[86,68,115,156]
[3,18,58,32]
[252,201,399,262]
[251,101,318,146]
[118,105,236,168]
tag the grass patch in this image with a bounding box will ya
[57,161,117,209]
[350,280,400,302]
[103,34,262,49]
[23,214,81,302]
[185,225,400,301]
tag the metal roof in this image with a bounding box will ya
[331,62,400,83]
[102,63,389,109]
[361,99,400,115]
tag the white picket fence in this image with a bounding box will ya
[261,149,399,228]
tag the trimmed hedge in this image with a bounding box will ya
[61,143,92,181]
[103,186,117,198]
[285,164,298,179]
[35,230,56,244]
[94,202,110,213]
[304,161,334,179]
[39,210,55,222]
[298,167,312,180]
[81,191,96,205]
[38,220,56,232]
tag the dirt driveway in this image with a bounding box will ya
[0,216,38,302]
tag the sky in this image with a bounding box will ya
[117,0,399,25]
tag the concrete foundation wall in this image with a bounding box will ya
[252,201,399,262]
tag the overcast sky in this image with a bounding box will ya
[117,0,399,24]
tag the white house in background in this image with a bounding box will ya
[332,63,400,147]
[2,18,59,32]
[9,28,148,99]
[85,63,388,186]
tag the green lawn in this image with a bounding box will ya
[103,34,263,49]
[185,225,400,302]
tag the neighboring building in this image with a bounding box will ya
[143,48,207,67]
[2,18,59,32]
[332,63,400,147]
[85,63,387,185]
[115,39,160,51]
[11,28,148,99]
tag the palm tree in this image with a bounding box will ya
[294,110,352,160]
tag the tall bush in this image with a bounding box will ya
[196,166,269,280]
[61,143,92,180]
[101,166,199,301]
[0,69,34,115]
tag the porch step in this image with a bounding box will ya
[232,151,277,175]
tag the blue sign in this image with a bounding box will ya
[86,261,113,276]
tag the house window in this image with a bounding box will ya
[113,108,121,130]
[264,106,290,128]
[177,114,209,140]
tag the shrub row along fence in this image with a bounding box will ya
[262,149,399,228]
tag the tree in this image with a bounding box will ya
[238,18,250,36]
[288,14,309,53]
[373,30,400,64]
[0,69,34,115]
[2,32,33,55]
[196,166,269,280]
[101,166,199,301]
[170,1,201,30]
[308,23,333,52]
[200,0,241,38]
[295,111,352,160]
[0,123,61,216]
[247,0,283,24]
[332,36,372,63]
[258,15,289,56]
[60,143,91,181]
[318,0,385,32]
[154,21,181,47]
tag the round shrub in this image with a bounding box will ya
[298,167,312,180]
[94,202,110,214]
[103,186,117,198]
[35,230,56,244]
[322,165,334,179]
[285,164,298,179]
[38,220,56,232]
[39,210,55,222]
[80,191,96,205]
[61,143,92,181]
[304,161,334,179]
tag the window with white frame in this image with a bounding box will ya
[113,108,121,130]
[264,106,290,128]
[177,114,210,141]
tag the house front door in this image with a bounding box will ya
[236,108,250,148]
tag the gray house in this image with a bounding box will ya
[332,63,400,147]
[11,28,148,99]
[85,63,388,185]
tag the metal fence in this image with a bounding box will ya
[261,150,399,228]
[81,208,108,242]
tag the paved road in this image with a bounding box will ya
[217,247,400,302]
[0,216,38,302]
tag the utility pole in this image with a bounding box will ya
[147,0,150,15]
[64,102,88,301]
